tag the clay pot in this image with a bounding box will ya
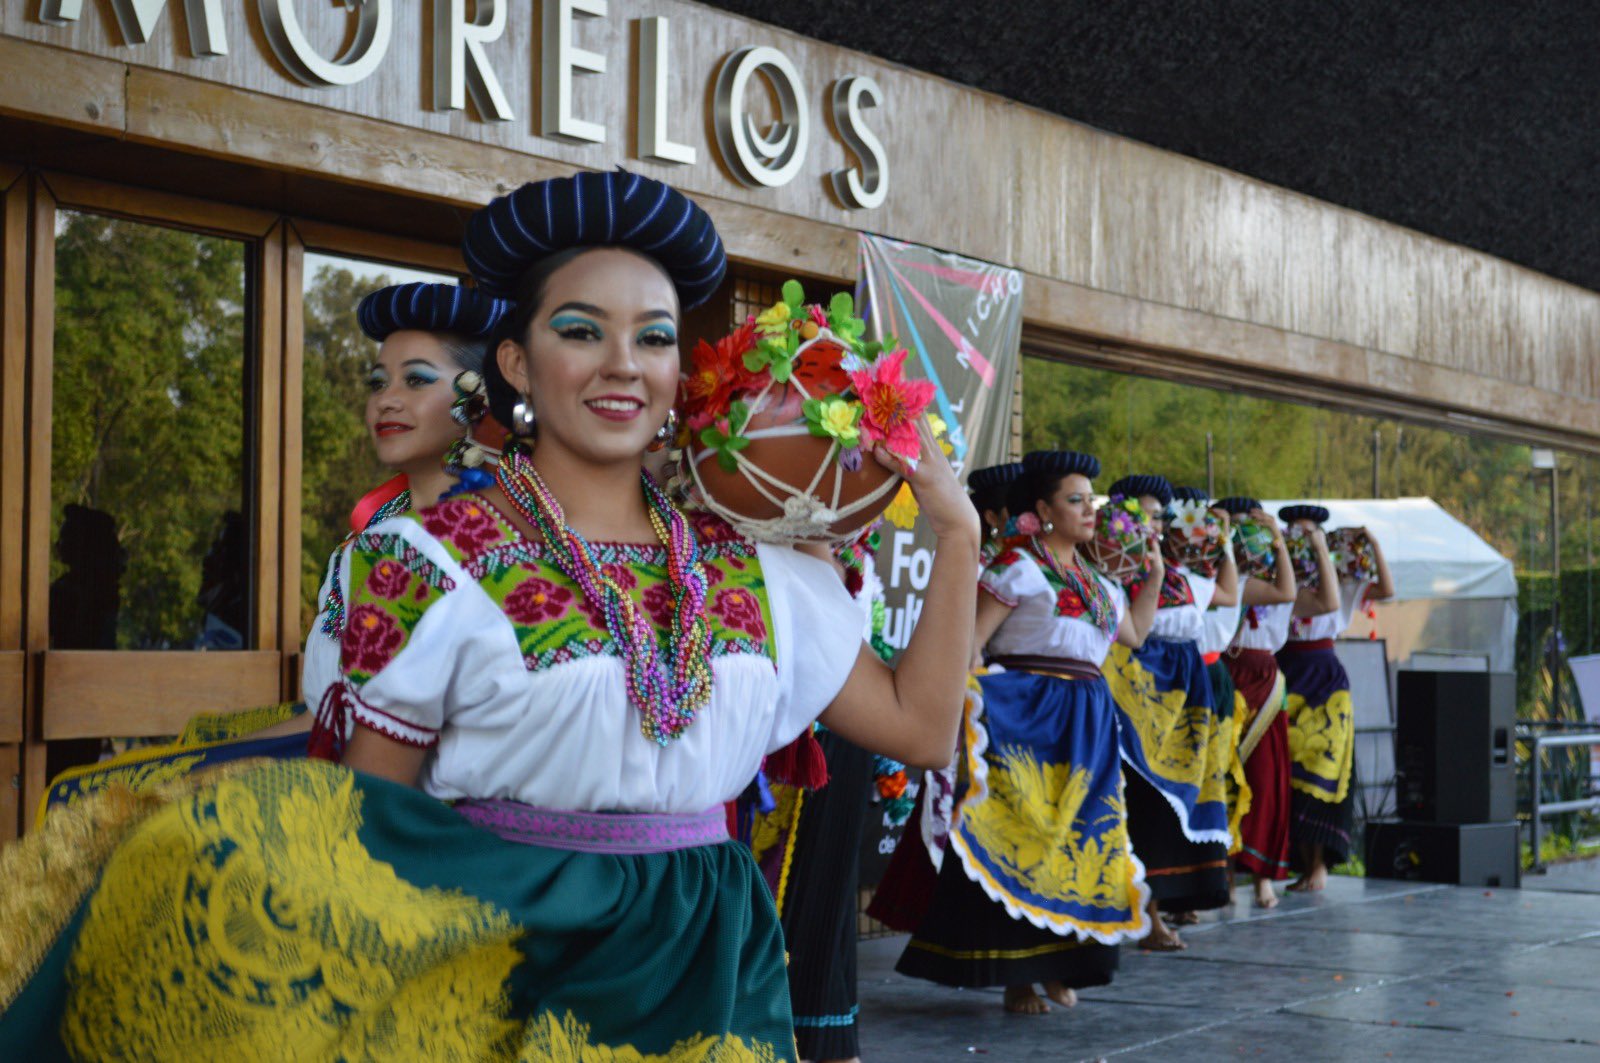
[687,381,899,542]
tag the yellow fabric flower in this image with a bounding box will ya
[884,481,919,530]
[925,413,955,455]
[754,301,791,334]
[817,398,861,446]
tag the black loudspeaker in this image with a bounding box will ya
[1364,820,1521,888]
[1394,671,1515,823]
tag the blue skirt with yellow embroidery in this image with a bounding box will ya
[0,759,796,1061]
[1279,641,1358,865]
[897,670,1148,988]
[1103,639,1233,844]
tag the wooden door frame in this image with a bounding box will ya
[0,164,24,838]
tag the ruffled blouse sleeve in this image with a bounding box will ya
[337,518,502,748]
[979,549,1039,607]
[300,542,350,713]
[759,543,866,752]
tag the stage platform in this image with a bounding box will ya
[857,873,1600,1061]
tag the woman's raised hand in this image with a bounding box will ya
[870,417,979,542]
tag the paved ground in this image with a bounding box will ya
[1523,852,1600,894]
[855,872,1600,1062]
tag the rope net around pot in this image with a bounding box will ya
[678,281,939,547]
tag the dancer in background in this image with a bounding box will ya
[302,282,508,719]
[898,450,1157,1015]
[1277,505,1395,891]
[1215,498,1299,907]
[971,461,1024,564]
[1102,474,1234,950]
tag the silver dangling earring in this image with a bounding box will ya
[511,397,537,437]
[1042,520,1055,535]
[648,408,679,453]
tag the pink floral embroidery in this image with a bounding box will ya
[704,563,727,587]
[642,582,676,629]
[423,497,503,557]
[1056,586,1087,618]
[343,604,405,675]
[711,587,766,637]
[366,558,412,600]
[691,512,742,544]
[503,575,574,625]
[602,563,638,592]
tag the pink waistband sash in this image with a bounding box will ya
[454,799,729,853]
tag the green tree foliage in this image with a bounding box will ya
[1021,357,1546,566]
[299,264,390,633]
[51,212,245,648]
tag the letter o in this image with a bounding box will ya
[713,46,809,189]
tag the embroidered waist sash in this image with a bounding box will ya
[454,800,729,853]
[986,654,1103,681]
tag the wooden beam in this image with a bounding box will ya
[276,224,303,668]
[0,36,125,137]
[21,175,56,826]
[290,219,466,276]
[0,743,17,843]
[0,172,26,649]
[41,171,278,239]
[252,225,283,653]
[39,651,284,740]
[0,651,21,743]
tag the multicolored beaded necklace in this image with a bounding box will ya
[496,442,715,745]
[1030,535,1119,638]
[319,489,413,637]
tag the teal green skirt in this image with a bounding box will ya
[0,759,794,1061]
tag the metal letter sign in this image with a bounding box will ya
[260,0,392,88]
[434,0,514,121]
[637,16,695,165]
[829,76,888,210]
[44,0,227,56]
[713,46,808,188]
[541,0,608,144]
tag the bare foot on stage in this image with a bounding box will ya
[1287,865,1328,893]
[1171,910,1200,925]
[1042,981,1078,1008]
[1253,877,1280,908]
[1139,900,1186,951]
[1003,985,1051,1014]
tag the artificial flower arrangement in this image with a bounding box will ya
[678,280,939,544]
[1231,516,1279,580]
[1327,527,1378,583]
[1082,494,1155,584]
[1163,499,1226,577]
[1284,525,1321,588]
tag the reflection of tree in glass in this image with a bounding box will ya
[1023,358,1538,566]
[299,264,391,633]
[51,213,246,649]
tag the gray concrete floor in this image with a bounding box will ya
[855,873,1600,1062]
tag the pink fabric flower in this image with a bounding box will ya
[422,498,503,557]
[365,559,412,600]
[1015,513,1042,536]
[711,587,766,637]
[502,575,574,625]
[848,349,937,462]
[342,604,405,675]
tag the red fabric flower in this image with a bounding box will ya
[680,321,758,430]
[342,604,405,675]
[994,548,1021,567]
[1056,586,1087,617]
[848,349,937,462]
[711,586,766,637]
[423,498,503,557]
[502,575,574,625]
[365,558,412,600]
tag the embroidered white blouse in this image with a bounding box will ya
[1197,598,1244,657]
[1146,567,1218,642]
[1232,600,1295,653]
[979,547,1128,667]
[1289,577,1371,642]
[334,496,863,814]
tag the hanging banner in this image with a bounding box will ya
[856,233,1022,652]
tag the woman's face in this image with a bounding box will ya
[1138,494,1167,533]
[1040,474,1096,544]
[499,248,680,468]
[365,331,464,475]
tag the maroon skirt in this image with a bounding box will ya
[1227,649,1292,881]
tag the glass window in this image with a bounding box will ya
[49,210,251,650]
[298,253,455,636]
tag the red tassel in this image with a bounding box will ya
[306,685,349,762]
[766,728,830,790]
